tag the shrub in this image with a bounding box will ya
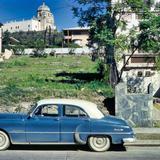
[30,40,47,58]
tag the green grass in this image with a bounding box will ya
[153,121,160,128]
[0,55,113,106]
[136,133,160,140]
[154,103,160,110]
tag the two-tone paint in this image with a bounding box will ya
[0,99,135,150]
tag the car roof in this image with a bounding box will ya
[37,99,104,119]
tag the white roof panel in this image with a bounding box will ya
[37,99,104,119]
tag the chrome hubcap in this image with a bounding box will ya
[93,137,107,148]
[96,138,103,144]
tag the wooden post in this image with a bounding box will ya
[67,30,70,44]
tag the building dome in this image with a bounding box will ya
[38,2,50,12]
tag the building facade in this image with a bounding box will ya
[117,53,160,96]
[113,0,160,96]
[2,2,56,33]
[63,27,90,47]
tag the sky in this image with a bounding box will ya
[0,0,79,31]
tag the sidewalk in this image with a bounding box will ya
[133,128,160,134]
[124,128,160,146]
[125,140,160,146]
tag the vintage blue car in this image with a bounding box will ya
[0,99,135,151]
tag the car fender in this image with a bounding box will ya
[0,120,26,144]
[90,120,134,144]
[74,121,90,144]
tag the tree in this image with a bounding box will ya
[73,0,160,86]
[156,56,160,70]
[12,44,25,55]
[2,31,11,51]
[2,30,64,48]
[52,31,64,47]
[31,40,47,58]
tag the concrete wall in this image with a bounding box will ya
[72,34,89,47]
[115,83,153,127]
[117,53,160,97]
[122,69,160,96]
[24,47,93,55]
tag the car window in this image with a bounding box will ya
[64,105,87,117]
[35,104,59,117]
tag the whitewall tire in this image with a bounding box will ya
[88,136,111,152]
[0,131,10,151]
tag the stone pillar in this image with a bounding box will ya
[115,83,153,127]
[115,83,127,116]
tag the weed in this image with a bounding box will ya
[0,55,114,107]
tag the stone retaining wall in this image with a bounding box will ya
[115,83,153,127]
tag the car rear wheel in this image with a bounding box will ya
[0,131,10,151]
[88,136,111,152]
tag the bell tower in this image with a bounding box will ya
[37,0,56,31]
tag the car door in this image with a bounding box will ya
[60,105,90,143]
[25,104,60,143]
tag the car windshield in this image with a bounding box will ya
[27,103,37,115]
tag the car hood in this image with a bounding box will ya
[0,113,27,120]
[102,115,128,126]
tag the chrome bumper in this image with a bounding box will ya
[123,137,136,143]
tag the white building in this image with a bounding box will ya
[113,0,160,96]
[2,2,56,33]
[63,27,90,47]
[117,53,160,97]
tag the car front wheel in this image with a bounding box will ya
[0,131,10,151]
[88,136,111,152]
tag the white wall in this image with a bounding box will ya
[117,56,160,96]
[122,69,160,94]
[24,47,93,55]
[3,19,41,33]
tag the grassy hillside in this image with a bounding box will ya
[0,55,113,111]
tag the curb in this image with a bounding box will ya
[124,140,160,146]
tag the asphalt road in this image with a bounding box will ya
[0,145,160,160]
